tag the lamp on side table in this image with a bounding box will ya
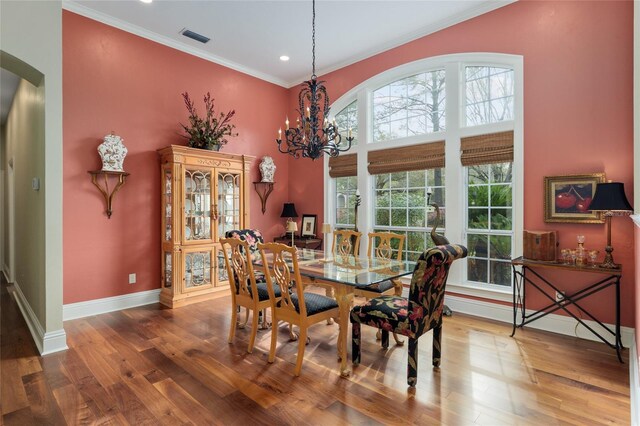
[588,182,633,268]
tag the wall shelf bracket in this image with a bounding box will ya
[253,181,274,214]
[88,170,130,218]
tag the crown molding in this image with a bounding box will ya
[62,0,290,88]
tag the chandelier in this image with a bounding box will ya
[276,0,353,160]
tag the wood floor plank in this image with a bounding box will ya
[0,276,631,425]
[21,371,67,425]
[52,383,98,425]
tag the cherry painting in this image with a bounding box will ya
[543,173,605,224]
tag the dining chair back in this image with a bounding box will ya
[220,237,278,354]
[258,242,340,376]
[350,244,467,387]
[367,231,405,262]
[332,229,362,256]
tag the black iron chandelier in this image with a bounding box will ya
[276,0,353,160]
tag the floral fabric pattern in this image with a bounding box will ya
[350,244,467,386]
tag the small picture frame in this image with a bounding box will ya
[301,214,317,237]
[543,173,605,223]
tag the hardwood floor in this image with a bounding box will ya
[1,279,630,425]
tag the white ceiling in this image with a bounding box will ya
[64,0,513,88]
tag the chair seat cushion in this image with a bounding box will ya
[286,292,338,316]
[252,282,281,301]
[350,296,414,337]
[356,280,395,293]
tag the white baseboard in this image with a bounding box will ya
[9,282,68,355]
[630,333,639,426]
[63,289,161,321]
[445,294,635,348]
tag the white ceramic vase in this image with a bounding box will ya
[98,133,128,172]
[259,156,276,182]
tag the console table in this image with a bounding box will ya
[510,256,623,362]
[273,236,323,250]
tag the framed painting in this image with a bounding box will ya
[301,214,317,237]
[543,173,605,223]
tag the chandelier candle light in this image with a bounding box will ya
[276,0,354,160]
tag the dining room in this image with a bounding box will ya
[1,0,637,424]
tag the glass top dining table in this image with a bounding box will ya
[254,248,415,377]
[254,248,415,287]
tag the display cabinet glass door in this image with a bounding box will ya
[184,168,213,243]
[163,167,173,242]
[182,247,214,291]
[216,171,242,239]
[214,245,230,288]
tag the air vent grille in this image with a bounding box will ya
[181,29,210,44]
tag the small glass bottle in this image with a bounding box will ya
[576,235,586,266]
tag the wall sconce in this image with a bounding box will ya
[89,132,129,218]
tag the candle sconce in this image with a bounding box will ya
[88,170,129,218]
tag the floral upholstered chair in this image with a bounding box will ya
[225,229,264,259]
[350,244,467,387]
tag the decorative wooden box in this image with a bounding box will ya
[523,230,558,261]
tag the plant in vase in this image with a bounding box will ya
[180,92,238,150]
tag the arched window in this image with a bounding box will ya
[325,53,523,300]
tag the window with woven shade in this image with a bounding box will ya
[463,131,514,288]
[325,53,522,299]
[368,142,446,261]
[329,154,358,228]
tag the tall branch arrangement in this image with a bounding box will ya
[180,92,238,150]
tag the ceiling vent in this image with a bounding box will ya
[180,29,210,44]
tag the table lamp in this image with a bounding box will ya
[286,220,298,246]
[281,202,298,232]
[321,223,331,251]
[588,182,633,268]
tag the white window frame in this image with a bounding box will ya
[324,53,523,302]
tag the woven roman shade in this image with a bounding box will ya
[328,154,357,178]
[460,131,513,166]
[367,141,445,175]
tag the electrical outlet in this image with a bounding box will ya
[555,291,565,303]
[129,273,136,284]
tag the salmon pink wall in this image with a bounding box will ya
[287,0,635,326]
[63,11,290,304]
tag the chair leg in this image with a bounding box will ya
[268,318,279,363]
[432,325,442,368]
[351,322,361,365]
[228,304,238,343]
[238,307,250,329]
[294,328,308,376]
[392,332,404,346]
[408,338,418,387]
[381,330,390,349]
[247,308,259,353]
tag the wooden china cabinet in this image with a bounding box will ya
[158,145,253,308]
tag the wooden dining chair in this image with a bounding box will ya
[220,237,281,354]
[354,231,406,344]
[350,244,467,387]
[258,242,340,376]
[331,229,362,256]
